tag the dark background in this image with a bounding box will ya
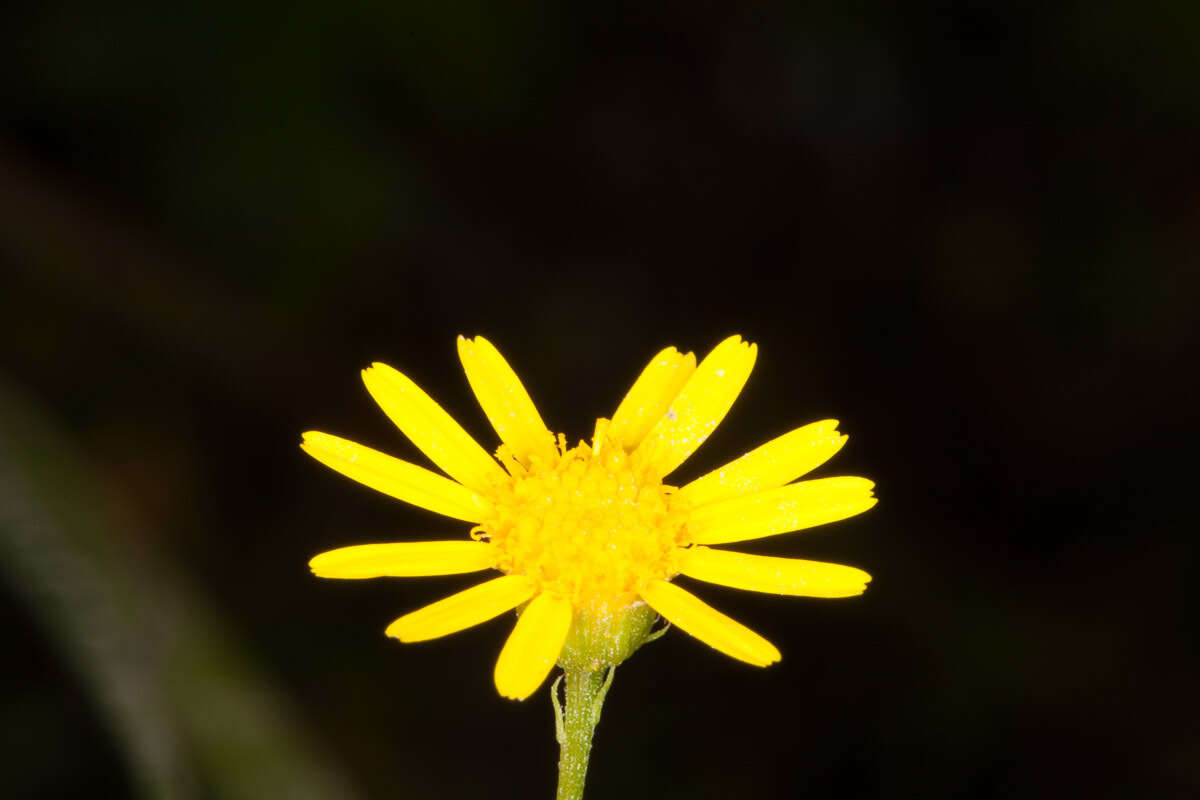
[2,2,1197,798]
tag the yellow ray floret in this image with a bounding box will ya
[687,476,877,545]
[457,335,557,467]
[678,419,847,508]
[494,592,573,700]
[301,432,491,522]
[639,580,780,666]
[634,335,757,479]
[678,546,871,598]
[608,346,696,449]
[362,363,506,494]
[309,541,497,579]
[387,574,536,642]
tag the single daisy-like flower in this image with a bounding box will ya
[303,335,875,701]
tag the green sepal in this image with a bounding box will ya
[557,602,660,673]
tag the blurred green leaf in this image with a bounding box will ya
[0,378,363,800]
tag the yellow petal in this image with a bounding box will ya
[493,592,572,700]
[608,346,696,449]
[386,574,536,642]
[678,546,871,598]
[308,541,496,579]
[678,420,848,507]
[301,431,489,522]
[639,580,779,666]
[687,476,877,545]
[457,336,557,467]
[362,363,506,494]
[634,335,757,478]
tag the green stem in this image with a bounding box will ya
[553,666,615,800]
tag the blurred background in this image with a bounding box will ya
[2,2,1197,798]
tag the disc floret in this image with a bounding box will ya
[477,422,689,610]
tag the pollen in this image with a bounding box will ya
[477,421,689,609]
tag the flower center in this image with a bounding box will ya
[477,422,688,609]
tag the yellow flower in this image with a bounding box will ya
[303,335,875,700]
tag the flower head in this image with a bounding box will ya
[303,335,875,699]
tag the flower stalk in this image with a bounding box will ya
[553,666,614,800]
